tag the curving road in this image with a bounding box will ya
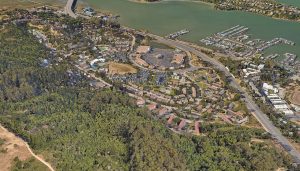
[145,33,300,164]
[64,0,300,164]
[64,0,77,18]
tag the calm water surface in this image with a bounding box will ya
[277,0,300,7]
[85,0,300,59]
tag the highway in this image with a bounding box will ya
[146,33,300,164]
[64,0,300,164]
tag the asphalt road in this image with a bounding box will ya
[65,0,77,18]
[146,33,300,164]
[64,0,300,163]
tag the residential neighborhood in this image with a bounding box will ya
[1,2,300,169]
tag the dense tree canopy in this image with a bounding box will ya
[0,23,294,171]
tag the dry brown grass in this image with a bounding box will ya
[28,23,45,30]
[290,90,300,106]
[0,15,9,20]
[0,0,37,10]
[0,0,64,11]
[108,62,137,75]
[291,141,300,152]
[50,28,61,36]
[190,54,204,67]
[0,126,32,171]
[250,138,265,143]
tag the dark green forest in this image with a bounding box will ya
[0,23,294,170]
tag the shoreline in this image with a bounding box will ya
[1,2,300,165]
[127,0,298,22]
[128,0,214,7]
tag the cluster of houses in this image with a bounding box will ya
[75,29,132,72]
[187,69,249,124]
[220,110,249,125]
[123,72,201,106]
[109,70,150,84]
[7,8,254,137]
[242,63,265,79]
[217,0,300,21]
[241,60,297,117]
[124,63,250,127]
[135,97,202,135]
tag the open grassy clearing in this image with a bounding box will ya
[108,62,138,75]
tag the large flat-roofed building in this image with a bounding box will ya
[274,104,289,109]
[270,100,286,105]
[263,83,279,94]
[267,93,281,99]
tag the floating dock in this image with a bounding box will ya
[166,29,190,39]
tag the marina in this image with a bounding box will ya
[84,0,300,60]
[200,25,296,58]
[256,38,295,52]
[279,53,300,72]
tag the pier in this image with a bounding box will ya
[201,25,296,58]
[217,25,248,37]
[166,29,190,39]
[264,54,279,60]
[256,38,295,52]
[217,25,240,36]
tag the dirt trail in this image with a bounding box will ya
[0,124,55,171]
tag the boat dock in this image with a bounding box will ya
[166,29,190,39]
[200,25,296,59]
[267,54,279,59]
[284,53,297,65]
[217,25,248,37]
[256,38,295,52]
[217,25,240,37]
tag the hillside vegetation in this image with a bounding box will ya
[0,19,294,170]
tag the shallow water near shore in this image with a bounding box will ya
[276,0,300,7]
[85,0,300,60]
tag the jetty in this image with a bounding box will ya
[166,29,190,39]
[264,54,279,60]
[217,25,248,37]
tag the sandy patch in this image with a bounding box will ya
[250,138,265,143]
[108,62,137,75]
[290,90,300,106]
[0,126,32,171]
